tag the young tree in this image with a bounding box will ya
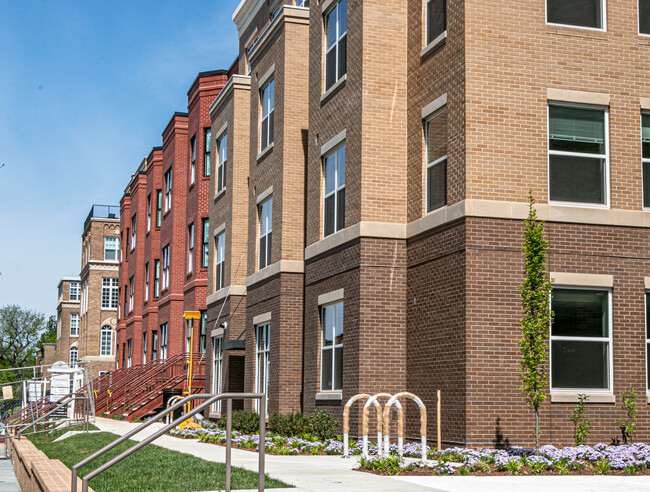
[519,194,553,449]
[38,315,57,345]
[0,305,48,369]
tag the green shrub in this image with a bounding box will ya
[218,410,260,434]
[310,410,337,440]
[267,410,338,441]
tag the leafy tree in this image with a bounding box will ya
[519,193,553,449]
[0,305,49,370]
[38,315,57,345]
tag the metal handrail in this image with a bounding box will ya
[72,392,266,492]
[15,395,90,437]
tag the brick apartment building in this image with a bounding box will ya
[52,277,81,367]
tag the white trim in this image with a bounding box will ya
[258,64,275,91]
[640,0,650,36]
[318,289,344,306]
[213,222,226,237]
[547,88,609,106]
[420,31,446,59]
[233,0,265,37]
[306,222,406,260]
[641,97,650,111]
[421,93,447,120]
[315,392,343,401]
[320,130,346,156]
[246,260,304,287]
[550,392,615,403]
[211,327,225,338]
[256,185,274,205]
[551,272,613,288]
[207,285,247,306]
[253,312,272,325]
[545,0,607,32]
[215,121,228,140]
[209,75,251,118]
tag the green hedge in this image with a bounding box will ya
[217,409,338,441]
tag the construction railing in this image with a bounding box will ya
[71,392,266,492]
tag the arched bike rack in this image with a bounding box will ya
[383,392,427,461]
[342,393,371,457]
[361,393,400,458]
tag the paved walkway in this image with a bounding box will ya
[0,457,21,492]
[93,418,650,492]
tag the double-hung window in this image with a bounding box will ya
[162,245,170,289]
[104,237,119,261]
[212,336,223,412]
[204,128,211,177]
[325,0,347,91]
[127,339,133,368]
[130,216,136,250]
[425,106,448,212]
[323,145,346,236]
[426,0,446,45]
[260,81,274,151]
[217,133,227,193]
[215,232,225,291]
[70,313,79,337]
[142,332,147,364]
[550,288,612,391]
[641,0,650,34]
[128,276,134,312]
[101,278,119,309]
[321,302,343,391]
[297,0,309,7]
[642,114,650,207]
[156,190,163,226]
[154,259,161,298]
[202,219,209,268]
[69,347,78,366]
[164,169,172,211]
[147,194,152,232]
[256,323,270,413]
[258,198,272,270]
[190,136,196,185]
[100,326,114,356]
[187,223,194,274]
[548,104,608,205]
[546,0,604,30]
[152,331,158,361]
[160,323,168,360]
[144,262,149,302]
[186,320,193,353]
[125,229,130,258]
[69,282,80,301]
[200,311,207,353]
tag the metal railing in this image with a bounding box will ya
[12,395,91,438]
[71,392,266,492]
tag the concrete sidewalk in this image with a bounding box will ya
[93,418,650,492]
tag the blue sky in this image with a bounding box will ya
[0,0,241,317]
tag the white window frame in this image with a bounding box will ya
[69,347,78,366]
[70,313,79,337]
[549,287,613,393]
[297,0,309,7]
[160,323,168,360]
[324,0,347,91]
[164,169,172,212]
[545,0,606,32]
[217,133,227,194]
[104,237,119,261]
[215,232,225,291]
[260,80,275,151]
[162,245,170,290]
[127,339,132,368]
[152,331,159,361]
[258,198,273,270]
[129,276,134,312]
[142,332,148,364]
[101,278,119,309]
[130,216,137,250]
[641,0,650,36]
[202,218,210,268]
[212,336,223,412]
[186,320,193,354]
[255,323,270,413]
[320,302,343,392]
[642,113,650,209]
[144,262,149,302]
[156,189,163,226]
[188,223,194,274]
[547,103,610,208]
[323,144,346,237]
[190,135,196,185]
[154,259,161,298]
[204,128,211,177]
[425,106,448,213]
[69,282,80,301]
[147,194,152,232]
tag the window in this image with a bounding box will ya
[125,228,130,258]
[551,288,612,390]
[548,104,608,205]
[164,169,172,212]
[69,347,78,366]
[124,288,127,317]
[260,80,275,150]
[147,194,152,232]
[152,331,158,361]
[215,232,225,290]
[202,218,209,268]
[104,237,119,261]
[70,313,79,337]
[323,145,346,236]
[641,0,650,34]
[100,327,114,356]
[643,114,650,207]
[425,106,448,212]
[130,216,136,250]
[217,133,227,193]
[297,0,309,6]
[121,344,126,368]
[154,259,161,298]
[200,311,207,353]
[144,262,149,302]
[204,128,211,177]
[156,190,163,226]
[142,332,147,364]
[101,278,119,309]
[426,0,446,45]
[190,136,196,185]
[128,276,134,312]
[212,336,223,412]
[162,245,170,289]
[186,320,193,353]
[160,324,168,360]
[546,0,604,29]
[321,302,343,391]
[325,0,347,91]
[187,223,194,274]
[127,339,133,368]
[258,198,272,270]
[69,282,80,301]
[255,323,270,413]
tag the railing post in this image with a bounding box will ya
[258,395,265,492]
[225,398,232,492]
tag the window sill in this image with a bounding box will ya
[550,392,615,404]
[320,74,347,105]
[420,31,446,60]
[214,188,227,202]
[545,22,606,34]
[257,143,274,162]
[315,392,342,401]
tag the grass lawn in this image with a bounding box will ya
[28,425,291,491]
